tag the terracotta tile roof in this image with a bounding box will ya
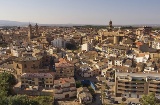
[136,41,143,47]
[54,77,75,85]
[55,58,74,68]
[21,73,54,78]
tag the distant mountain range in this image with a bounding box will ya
[0,20,160,27]
[0,20,34,26]
[0,20,75,27]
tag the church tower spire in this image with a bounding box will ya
[109,20,113,30]
[28,23,33,41]
[35,23,39,36]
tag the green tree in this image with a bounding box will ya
[32,96,53,105]
[7,95,39,105]
[0,73,53,105]
[121,97,127,105]
[76,81,82,88]
[0,73,16,104]
[0,72,16,96]
[140,93,160,105]
[88,86,95,95]
[8,95,29,105]
[105,83,110,90]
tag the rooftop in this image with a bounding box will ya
[21,73,54,78]
[14,56,42,62]
[116,72,160,78]
[54,77,75,85]
[55,58,74,68]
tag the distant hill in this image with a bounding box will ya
[0,20,35,26]
[0,20,160,27]
[0,20,75,27]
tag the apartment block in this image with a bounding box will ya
[115,72,160,98]
[21,73,55,88]
[14,72,55,96]
[13,56,43,76]
[55,58,74,78]
[53,77,77,99]
[77,87,93,104]
[51,37,66,48]
[81,42,93,51]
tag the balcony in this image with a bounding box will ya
[124,90,144,94]
[63,88,70,92]
[117,90,125,93]
[117,86,144,91]
[129,84,144,87]
[70,87,76,91]
[55,90,63,94]
[149,83,160,88]
[117,87,125,90]
[149,87,160,91]
[117,83,125,86]
[149,85,158,88]
[54,85,61,89]
[127,88,144,91]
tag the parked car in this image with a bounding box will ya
[114,101,119,104]
[105,95,111,99]
[97,83,101,86]
[110,98,115,102]
[105,91,109,95]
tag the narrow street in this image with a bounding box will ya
[75,73,102,105]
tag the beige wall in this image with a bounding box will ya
[54,80,77,99]
[13,59,42,76]
[56,66,74,78]
[21,76,54,88]
[54,91,77,99]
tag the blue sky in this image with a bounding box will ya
[0,0,160,25]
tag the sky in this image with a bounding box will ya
[0,0,160,25]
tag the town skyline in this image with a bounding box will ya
[1,1,160,105]
[0,0,160,25]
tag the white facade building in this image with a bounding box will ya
[135,53,149,63]
[114,59,123,66]
[54,77,77,99]
[11,49,20,57]
[51,38,66,48]
[81,42,93,51]
[152,40,160,50]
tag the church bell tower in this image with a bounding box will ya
[109,20,113,30]
[28,24,33,41]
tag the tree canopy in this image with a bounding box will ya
[0,95,53,105]
[0,72,53,105]
[140,93,160,105]
[0,72,17,98]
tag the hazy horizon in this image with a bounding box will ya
[0,0,160,25]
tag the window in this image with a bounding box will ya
[32,64,36,69]
[24,64,27,68]
[60,70,63,74]
[16,64,20,69]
